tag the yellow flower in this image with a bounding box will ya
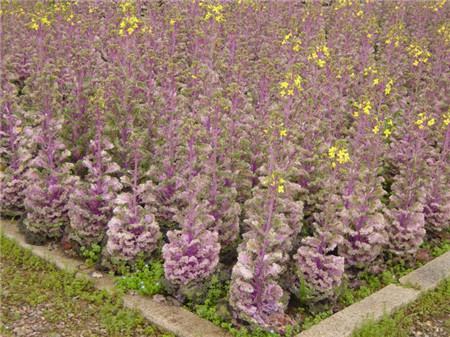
[337,148,350,164]
[383,128,392,138]
[294,75,303,90]
[40,17,50,26]
[279,129,287,137]
[328,146,337,159]
[281,32,292,45]
[363,100,372,115]
[317,59,326,68]
[30,22,39,30]
[385,79,393,96]
[373,78,380,85]
[287,89,294,96]
[277,185,285,193]
[427,118,436,126]
[372,124,380,134]
[279,81,289,89]
[170,18,176,26]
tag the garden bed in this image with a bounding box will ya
[1,1,449,336]
[2,219,449,337]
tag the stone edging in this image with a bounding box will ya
[1,219,449,337]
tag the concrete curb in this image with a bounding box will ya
[296,284,420,337]
[2,219,449,337]
[0,220,231,337]
[399,251,450,291]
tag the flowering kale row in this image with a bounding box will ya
[1,0,449,333]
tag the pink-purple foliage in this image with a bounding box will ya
[68,114,122,247]
[105,145,161,263]
[0,84,31,214]
[294,236,345,299]
[162,137,221,286]
[23,97,76,240]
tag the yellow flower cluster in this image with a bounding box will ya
[334,0,353,11]
[281,32,302,52]
[443,110,450,127]
[352,99,372,118]
[363,66,382,86]
[201,3,225,23]
[262,173,286,194]
[363,66,378,77]
[385,23,407,48]
[119,0,135,14]
[328,144,350,168]
[437,23,450,44]
[415,112,435,129]
[373,118,394,139]
[279,73,303,97]
[52,1,73,14]
[424,0,447,12]
[119,15,140,36]
[384,79,394,96]
[29,15,51,31]
[407,43,431,66]
[308,45,330,68]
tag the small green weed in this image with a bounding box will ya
[115,259,165,296]
[80,243,102,267]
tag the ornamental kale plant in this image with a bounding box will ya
[105,141,161,265]
[337,122,388,269]
[0,83,32,215]
[294,235,345,301]
[229,129,298,332]
[162,135,221,288]
[23,81,76,242]
[68,101,122,247]
[386,119,430,257]
[424,161,450,233]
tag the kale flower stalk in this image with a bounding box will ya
[423,123,450,233]
[23,92,76,243]
[337,119,388,268]
[229,131,294,333]
[387,115,429,257]
[0,84,32,215]
[68,98,122,248]
[204,103,241,246]
[105,137,161,265]
[162,134,221,287]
